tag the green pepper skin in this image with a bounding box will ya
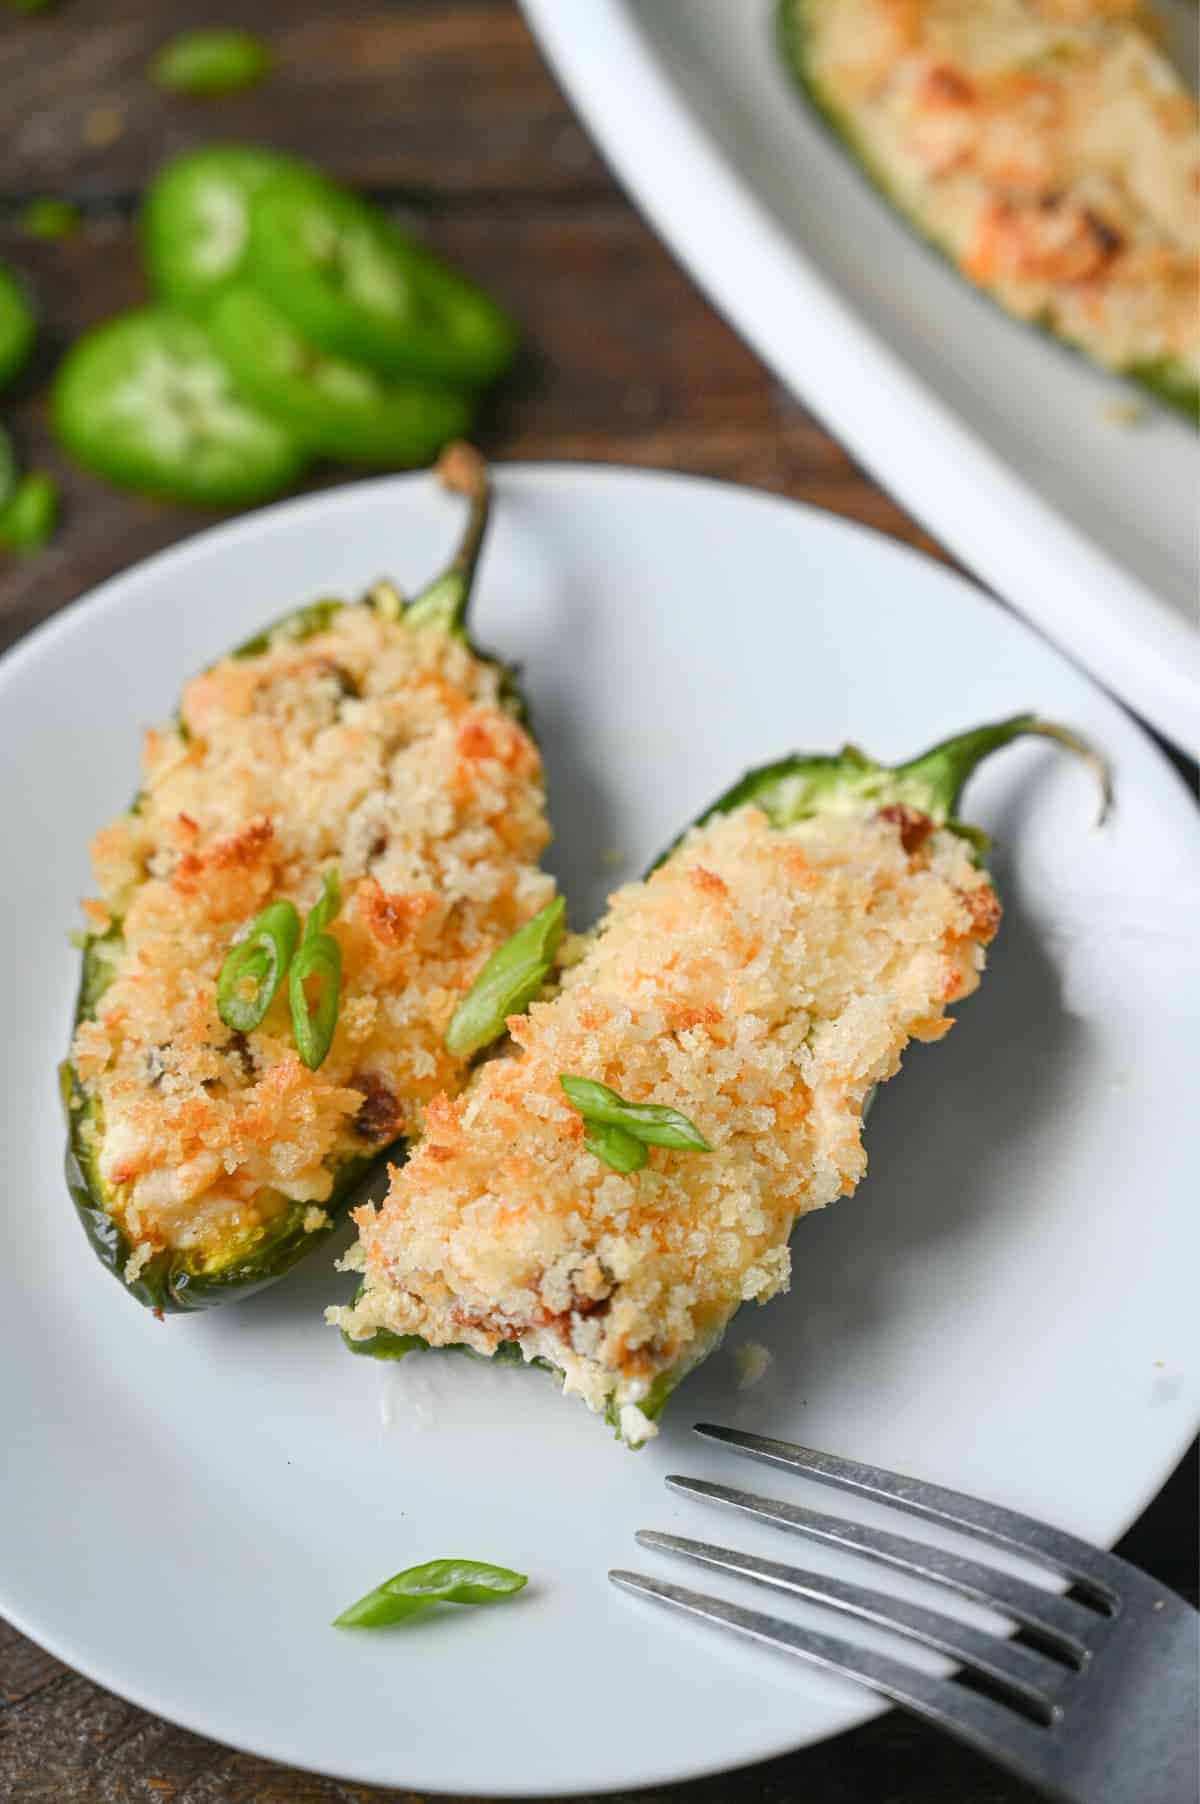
[343,713,1107,1399]
[775,0,1200,428]
[65,450,528,1312]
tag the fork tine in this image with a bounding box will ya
[609,1569,1049,1774]
[693,1426,1118,1605]
[637,1530,1063,1720]
[666,1476,1098,1661]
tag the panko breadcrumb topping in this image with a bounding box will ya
[333,805,1000,1435]
[71,603,552,1266]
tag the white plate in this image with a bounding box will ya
[2,466,1198,1798]
[519,0,1200,757]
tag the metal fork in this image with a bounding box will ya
[611,1425,1199,1804]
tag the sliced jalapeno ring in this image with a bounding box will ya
[142,145,298,314]
[208,286,472,465]
[289,932,342,1070]
[247,166,517,388]
[52,309,306,506]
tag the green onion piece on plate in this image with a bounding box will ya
[289,932,341,1070]
[335,1558,527,1629]
[445,896,565,1058]
[151,28,271,96]
[559,1075,711,1152]
[216,898,299,1033]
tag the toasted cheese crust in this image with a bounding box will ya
[72,604,552,1270]
[799,0,1200,382]
[334,805,1000,1433]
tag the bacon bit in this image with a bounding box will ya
[690,865,729,898]
[177,812,198,833]
[957,882,1002,943]
[425,1144,456,1163]
[1083,209,1123,261]
[152,1307,165,1322]
[877,803,934,855]
[919,63,976,108]
[350,1072,402,1145]
[358,877,439,947]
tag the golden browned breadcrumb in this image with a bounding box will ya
[333,804,999,1440]
[72,603,553,1268]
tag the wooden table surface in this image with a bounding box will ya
[1,4,1194,1801]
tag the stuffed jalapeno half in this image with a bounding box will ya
[332,715,1106,1443]
[777,0,1200,423]
[63,447,554,1312]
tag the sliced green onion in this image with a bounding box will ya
[21,197,81,239]
[289,931,341,1070]
[560,1075,711,1152]
[334,1558,527,1629]
[304,866,341,940]
[445,897,565,1059]
[216,899,299,1033]
[151,28,271,95]
[583,1120,646,1175]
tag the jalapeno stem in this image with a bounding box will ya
[694,711,1110,853]
[895,714,1112,826]
[404,442,491,637]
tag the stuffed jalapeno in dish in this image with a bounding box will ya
[778,0,1200,422]
[63,448,554,1312]
[332,716,1107,1443]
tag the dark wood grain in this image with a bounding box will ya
[1,3,1194,1800]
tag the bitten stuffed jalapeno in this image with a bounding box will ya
[63,448,554,1312]
[332,716,1106,1443]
